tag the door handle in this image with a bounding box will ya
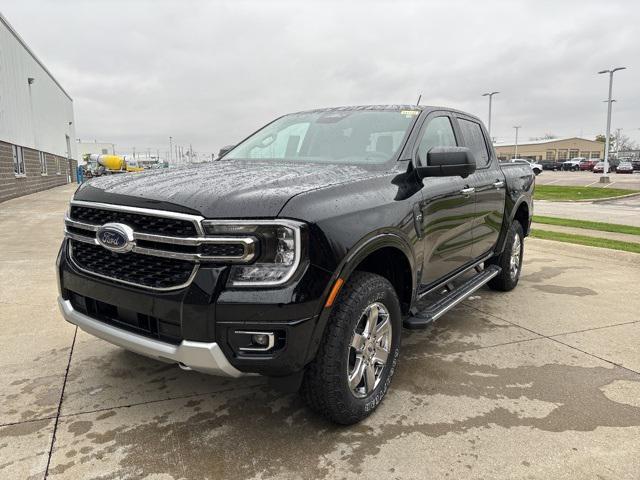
[493,181,505,189]
[460,187,475,196]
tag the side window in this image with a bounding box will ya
[458,118,490,167]
[416,116,457,165]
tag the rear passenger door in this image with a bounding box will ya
[455,116,506,258]
[416,113,476,286]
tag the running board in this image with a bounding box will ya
[403,265,501,330]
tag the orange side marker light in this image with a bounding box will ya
[324,278,345,308]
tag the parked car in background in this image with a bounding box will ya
[561,157,585,171]
[579,159,599,171]
[593,161,613,173]
[511,158,542,175]
[616,162,634,174]
[631,160,640,171]
[540,160,563,171]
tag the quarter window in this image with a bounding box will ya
[12,145,26,176]
[416,116,457,165]
[458,118,490,167]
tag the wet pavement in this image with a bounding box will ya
[1,185,639,479]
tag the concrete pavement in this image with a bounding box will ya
[535,170,640,190]
[1,185,640,479]
[535,196,640,227]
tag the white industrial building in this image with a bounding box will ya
[0,12,78,202]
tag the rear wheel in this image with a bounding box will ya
[301,272,401,425]
[533,168,541,175]
[487,221,524,291]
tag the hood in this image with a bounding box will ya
[75,160,384,218]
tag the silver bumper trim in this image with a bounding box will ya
[57,297,245,378]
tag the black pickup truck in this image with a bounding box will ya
[57,105,533,424]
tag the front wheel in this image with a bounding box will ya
[533,168,541,175]
[301,271,401,425]
[487,221,524,291]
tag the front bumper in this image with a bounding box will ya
[57,239,332,377]
[58,296,244,377]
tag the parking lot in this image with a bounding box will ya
[536,169,640,190]
[2,185,640,479]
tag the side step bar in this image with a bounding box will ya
[403,265,501,330]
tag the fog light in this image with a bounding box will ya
[235,331,275,352]
[252,334,269,346]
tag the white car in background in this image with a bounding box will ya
[511,158,542,176]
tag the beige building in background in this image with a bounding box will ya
[494,137,605,162]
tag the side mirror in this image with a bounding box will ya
[218,145,235,158]
[416,146,477,179]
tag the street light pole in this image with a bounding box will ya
[513,126,521,159]
[482,91,499,136]
[598,67,626,183]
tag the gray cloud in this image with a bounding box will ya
[4,0,639,156]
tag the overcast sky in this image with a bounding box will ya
[4,0,639,156]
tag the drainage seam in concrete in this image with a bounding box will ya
[43,325,77,480]
[465,304,640,376]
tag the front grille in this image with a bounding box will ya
[70,206,197,237]
[70,240,195,289]
[199,243,246,257]
[69,292,182,345]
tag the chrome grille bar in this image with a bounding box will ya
[64,202,257,263]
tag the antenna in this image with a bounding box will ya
[416,93,422,105]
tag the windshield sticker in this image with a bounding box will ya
[400,110,420,117]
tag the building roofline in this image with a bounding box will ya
[0,11,73,102]
[494,136,601,147]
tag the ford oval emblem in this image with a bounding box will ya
[96,223,135,253]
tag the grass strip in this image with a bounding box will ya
[530,229,640,254]
[532,215,640,236]
[534,185,639,201]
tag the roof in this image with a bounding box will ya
[294,105,426,114]
[494,136,601,147]
[0,12,72,101]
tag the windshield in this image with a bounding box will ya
[224,109,418,165]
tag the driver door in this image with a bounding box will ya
[415,113,476,286]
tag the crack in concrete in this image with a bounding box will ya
[43,326,77,480]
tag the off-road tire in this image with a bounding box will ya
[487,221,524,292]
[301,271,401,425]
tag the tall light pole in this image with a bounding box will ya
[482,91,499,136]
[513,126,521,159]
[169,136,173,166]
[598,67,626,183]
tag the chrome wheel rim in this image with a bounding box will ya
[509,234,522,280]
[347,302,392,398]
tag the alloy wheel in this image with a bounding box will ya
[347,302,392,398]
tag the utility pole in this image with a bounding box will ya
[513,126,521,159]
[598,67,626,183]
[169,136,173,166]
[482,91,500,136]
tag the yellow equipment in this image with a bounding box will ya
[85,154,144,174]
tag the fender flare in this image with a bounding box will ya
[303,231,417,365]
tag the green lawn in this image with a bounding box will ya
[532,215,640,236]
[530,229,640,254]
[534,185,639,201]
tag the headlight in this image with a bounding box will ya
[201,220,304,286]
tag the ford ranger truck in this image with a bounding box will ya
[57,105,534,424]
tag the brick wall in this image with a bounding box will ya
[0,140,77,203]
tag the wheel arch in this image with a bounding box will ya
[304,232,417,365]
